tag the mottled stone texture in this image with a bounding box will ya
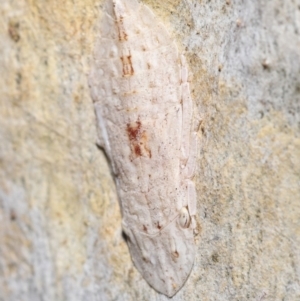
[0,0,299,301]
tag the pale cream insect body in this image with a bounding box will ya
[89,0,197,296]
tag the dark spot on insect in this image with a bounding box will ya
[143,225,147,232]
[157,223,162,230]
[121,55,134,76]
[212,252,219,262]
[8,21,20,42]
[147,63,151,69]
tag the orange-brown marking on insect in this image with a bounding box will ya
[126,120,151,158]
[121,55,134,76]
[134,145,142,156]
[127,120,141,140]
[116,16,128,41]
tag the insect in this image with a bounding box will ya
[88,0,198,296]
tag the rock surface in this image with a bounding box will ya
[0,0,299,300]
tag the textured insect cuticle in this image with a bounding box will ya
[89,0,197,296]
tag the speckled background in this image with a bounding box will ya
[0,0,299,300]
